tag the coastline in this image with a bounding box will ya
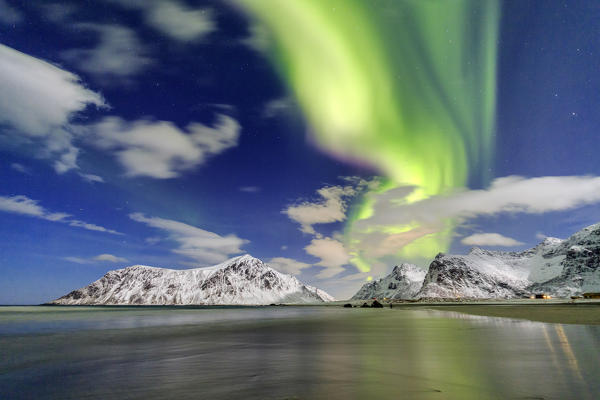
[15,298,600,326]
[332,299,600,325]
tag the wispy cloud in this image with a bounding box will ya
[130,213,248,265]
[86,114,240,179]
[67,220,121,234]
[78,173,104,183]
[535,232,549,240]
[267,257,311,276]
[0,0,22,25]
[110,0,215,42]
[262,97,293,118]
[61,24,152,81]
[241,23,271,53]
[64,257,91,264]
[10,163,30,174]
[39,3,77,23]
[460,233,524,247]
[94,253,128,262]
[305,237,350,279]
[0,195,121,234]
[239,186,260,193]
[65,254,128,264]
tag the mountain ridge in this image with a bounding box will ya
[352,223,600,300]
[51,255,334,305]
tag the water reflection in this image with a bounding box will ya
[1,307,598,399]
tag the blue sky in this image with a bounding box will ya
[2,0,600,304]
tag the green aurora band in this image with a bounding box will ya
[237,0,500,274]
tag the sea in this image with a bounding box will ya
[1,305,598,399]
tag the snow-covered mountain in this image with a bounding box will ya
[51,255,334,305]
[417,250,532,299]
[353,223,600,300]
[351,263,426,300]
[528,224,600,297]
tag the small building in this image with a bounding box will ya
[583,292,600,299]
[530,293,551,299]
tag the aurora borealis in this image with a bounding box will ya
[237,0,500,272]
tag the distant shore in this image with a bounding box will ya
[27,298,600,326]
[334,298,600,325]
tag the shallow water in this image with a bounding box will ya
[1,306,598,399]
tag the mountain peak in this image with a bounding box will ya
[232,254,261,263]
[352,262,425,300]
[120,264,162,271]
[541,237,563,245]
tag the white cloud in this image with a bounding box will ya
[0,0,22,25]
[10,163,30,174]
[94,254,128,263]
[305,237,350,279]
[145,1,215,41]
[282,179,377,279]
[353,175,600,262]
[284,185,357,234]
[239,186,260,193]
[0,44,105,173]
[535,232,548,240]
[0,195,121,234]
[67,219,121,234]
[267,257,311,276]
[364,176,600,229]
[110,0,215,42]
[53,145,79,173]
[340,271,372,282]
[61,24,152,81]
[130,213,248,265]
[0,195,52,219]
[65,254,128,264]
[242,24,271,53]
[0,44,105,134]
[263,97,292,118]
[78,173,104,183]
[461,233,524,247]
[145,236,162,245]
[87,114,240,179]
[40,3,77,23]
[64,256,90,264]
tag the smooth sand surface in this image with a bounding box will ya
[334,299,600,325]
[425,303,600,325]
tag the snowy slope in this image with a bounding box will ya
[351,263,426,300]
[417,251,531,299]
[51,255,334,305]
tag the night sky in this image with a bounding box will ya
[2,0,600,304]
